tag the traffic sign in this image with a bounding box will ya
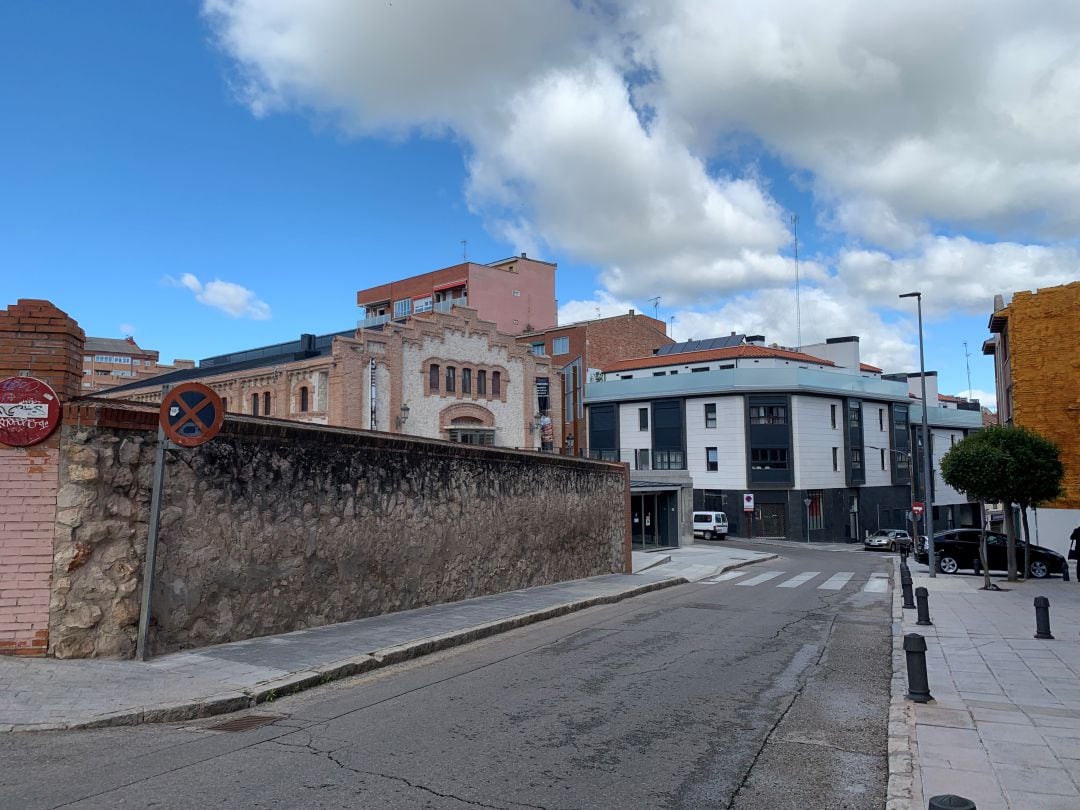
[743,493,755,512]
[160,383,224,447]
[0,376,61,447]
[912,501,924,516]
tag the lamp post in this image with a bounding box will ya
[803,496,812,544]
[899,291,936,577]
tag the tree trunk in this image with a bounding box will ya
[979,502,992,590]
[1021,503,1032,580]
[1004,504,1018,581]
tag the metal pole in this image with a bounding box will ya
[136,421,168,661]
[916,294,936,577]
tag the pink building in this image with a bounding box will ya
[356,254,556,335]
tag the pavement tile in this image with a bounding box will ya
[1043,735,1080,759]
[920,766,1005,810]
[970,706,1033,725]
[975,720,1050,744]
[1002,792,1080,810]
[915,706,975,729]
[918,742,994,773]
[981,738,1056,767]
[995,764,1079,796]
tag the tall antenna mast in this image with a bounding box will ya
[648,296,661,321]
[461,240,467,261]
[792,213,802,347]
[963,341,973,397]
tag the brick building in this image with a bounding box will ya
[104,308,561,451]
[517,310,672,456]
[983,281,1080,555]
[81,336,194,393]
[357,254,556,336]
[0,299,85,655]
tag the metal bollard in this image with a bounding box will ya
[1035,596,1054,640]
[928,794,977,809]
[904,633,933,703]
[915,586,933,626]
[973,555,981,576]
[1063,565,1070,582]
[901,567,916,609]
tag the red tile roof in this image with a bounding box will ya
[860,362,883,373]
[603,345,836,373]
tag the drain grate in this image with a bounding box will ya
[206,714,281,732]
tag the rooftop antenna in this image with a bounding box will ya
[648,296,661,321]
[460,239,467,261]
[963,340,973,398]
[792,213,802,346]
[669,315,675,337]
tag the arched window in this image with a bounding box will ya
[221,397,228,412]
[429,364,440,392]
[477,370,487,396]
[299,386,309,412]
[491,371,501,398]
[445,366,456,393]
[263,392,271,415]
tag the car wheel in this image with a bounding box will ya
[1030,560,1049,579]
[710,530,717,541]
[938,555,959,575]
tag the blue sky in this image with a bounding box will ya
[4,2,1079,409]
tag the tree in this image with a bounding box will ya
[941,425,1064,582]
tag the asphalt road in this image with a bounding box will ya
[0,543,894,809]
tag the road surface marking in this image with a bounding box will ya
[737,571,785,587]
[862,578,889,592]
[818,572,855,590]
[777,572,820,588]
[703,571,749,583]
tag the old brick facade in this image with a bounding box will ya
[0,299,85,655]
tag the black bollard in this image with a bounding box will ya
[901,567,916,609]
[1035,596,1054,640]
[973,555,981,576]
[928,795,977,809]
[915,586,933,626]
[904,633,933,703]
[1063,565,1070,583]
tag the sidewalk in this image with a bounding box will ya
[731,535,867,552]
[889,561,1080,809]
[633,541,777,580]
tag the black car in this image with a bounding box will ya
[915,529,1066,578]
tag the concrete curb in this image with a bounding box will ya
[9,576,689,733]
[715,553,779,573]
[886,556,922,810]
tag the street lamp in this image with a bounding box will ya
[900,291,936,577]
[803,496,812,544]
[395,403,410,430]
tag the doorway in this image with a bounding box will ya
[631,491,679,549]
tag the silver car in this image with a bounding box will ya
[864,529,912,552]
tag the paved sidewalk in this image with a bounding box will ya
[633,541,777,580]
[732,535,868,553]
[0,569,697,732]
[890,561,1080,809]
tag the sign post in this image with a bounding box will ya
[136,383,223,661]
[743,493,755,539]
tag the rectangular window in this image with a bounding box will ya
[830,404,837,429]
[749,405,787,424]
[638,407,648,431]
[263,392,271,416]
[491,370,501,397]
[251,393,259,416]
[477,370,486,395]
[531,342,545,356]
[653,371,666,377]
[706,447,719,472]
[413,296,433,313]
[393,299,412,318]
[552,336,570,355]
[132,359,141,366]
[705,403,717,428]
[429,364,440,392]
[880,448,886,469]
[300,387,309,412]
[807,491,824,530]
[620,374,633,380]
[692,367,709,372]
[879,408,885,431]
[849,403,861,424]
[832,447,839,471]
[445,366,456,393]
[221,397,228,412]
[850,447,862,469]
[462,368,472,394]
[750,448,788,469]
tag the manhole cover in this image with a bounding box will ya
[206,714,281,732]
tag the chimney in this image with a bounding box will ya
[520,252,527,258]
[629,309,635,316]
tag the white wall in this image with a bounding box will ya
[932,428,971,505]
[792,395,847,489]
[1026,506,1080,558]
[686,396,746,489]
[862,401,892,487]
[618,402,652,459]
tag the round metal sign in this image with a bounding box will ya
[160,383,224,447]
[0,376,62,447]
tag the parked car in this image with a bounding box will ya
[916,528,1066,578]
[693,512,728,540]
[864,529,912,552]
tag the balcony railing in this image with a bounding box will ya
[433,297,467,313]
[588,448,687,470]
[357,313,391,330]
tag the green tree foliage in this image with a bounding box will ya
[941,425,1064,581]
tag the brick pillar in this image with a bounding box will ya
[0,299,84,655]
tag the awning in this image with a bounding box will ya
[433,279,467,292]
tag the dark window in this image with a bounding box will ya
[638,407,648,431]
[492,371,501,397]
[706,447,718,471]
[477,370,487,395]
[851,448,862,469]
[751,448,788,469]
[881,448,886,470]
[221,397,228,412]
[299,387,309,412]
[462,368,472,394]
[692,367,709,372]
[832,447,838,471]
[446,366,456,393]
[879,408,885,431]
[807,491,823,530]
[251,393,259,416]
[750,405,787,424]
[620,374,633,380]
[653,371,666,377]
[264,392,271,415]
[849,403,861,424]
[831,404,837,429]
[705,403,717,428]
[429,364,440,392]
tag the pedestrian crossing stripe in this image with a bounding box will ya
[818,572,855,590]
[700,570,888,593]
[778,572,820,588]
[737,571,785,587]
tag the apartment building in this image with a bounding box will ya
[356,254,557,336]
[81,336,194,392]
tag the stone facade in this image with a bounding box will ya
[0,299,85,655]
[49,401,628,658]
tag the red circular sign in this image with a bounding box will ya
[0,376,62,447]
[160,383,225,447]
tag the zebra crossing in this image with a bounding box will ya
[701,569,890,593]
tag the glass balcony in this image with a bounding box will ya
[588,448,686,470]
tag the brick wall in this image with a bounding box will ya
[0,299,85,655]
[1007,282,1080,509]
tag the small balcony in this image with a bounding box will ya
[588,448,686,471]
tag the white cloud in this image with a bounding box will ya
[171,273,271,320]
[957,388,997,412]
[557,290,640,325]
[119,323,136,336]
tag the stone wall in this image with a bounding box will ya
[49,402,629,658]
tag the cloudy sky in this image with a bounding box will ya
[5,1,1080,407]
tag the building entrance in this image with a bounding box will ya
[631,491,679,549]
[757,503,787,538]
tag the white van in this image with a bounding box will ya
[693,511,729,540]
